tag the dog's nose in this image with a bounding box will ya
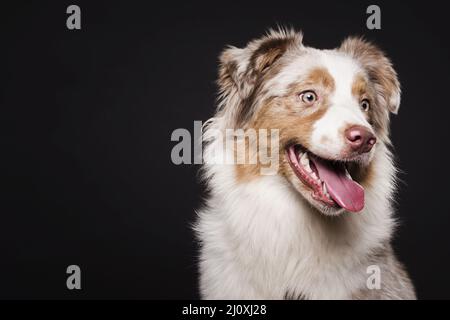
[345,125,376,154]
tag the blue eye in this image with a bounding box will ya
[300,91,317,105]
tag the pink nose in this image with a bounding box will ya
[345,125,376,154]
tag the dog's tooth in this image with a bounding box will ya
[345,168,353,180]
[300,152,309,165]
[311,172,318,180]
[324,185,331,199]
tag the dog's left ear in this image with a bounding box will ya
[218,28,303,100]
[339,37,401,114]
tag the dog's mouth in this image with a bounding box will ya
[286,145,364,213]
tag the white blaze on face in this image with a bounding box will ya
[310,51,372,159]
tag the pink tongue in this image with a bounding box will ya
[310,156,364,213]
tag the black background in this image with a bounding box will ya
[1,0,450,299]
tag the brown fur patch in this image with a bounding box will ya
[351,73,368,98]
[307,67,335,91]
[251,38,291,73]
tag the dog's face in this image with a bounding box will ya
[218,29,400,216]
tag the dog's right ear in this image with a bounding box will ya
[218,28,303,100]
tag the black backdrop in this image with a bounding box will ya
[2,0,450,299]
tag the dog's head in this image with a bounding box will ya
[217,29,400,216]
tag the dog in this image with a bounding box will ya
[195,29,416,299]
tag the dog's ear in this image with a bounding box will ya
[339,37,401,115]
[218,28,303,100]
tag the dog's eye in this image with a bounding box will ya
[300,91,317,106]
[360,99,370,112]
